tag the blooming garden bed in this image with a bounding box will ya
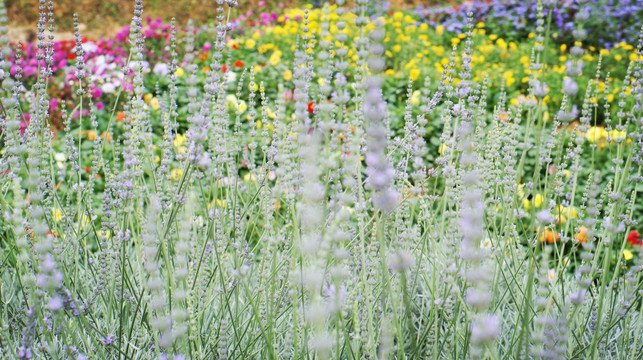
[0,0,642,359]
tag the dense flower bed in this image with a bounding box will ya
[1,0,643,359]
[416,0,643,49]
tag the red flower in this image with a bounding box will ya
[627,230,642,246]
[233,44,239,50]
[234,60,244,68]
[222,64,227,73]
[307,101,314,114]
[67,52,76,60]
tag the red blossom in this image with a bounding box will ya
[222,64,227,73]
[307,101,314,114]
[627,230,642,247]
[234,60,244,68]
[232,44,239,50]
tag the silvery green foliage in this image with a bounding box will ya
[1,0,643,359]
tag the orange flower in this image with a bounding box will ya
[538,228,559,244]
[199,52,209,62]
[116,111,126,122]
[101,131,113,143]
[575,226,588,244]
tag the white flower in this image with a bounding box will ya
[101,82,116,94]
[153,63,169,76]
[54,153,66,162]
[226,71,237,84]
[81,41,98,54]
[547,269,556,283]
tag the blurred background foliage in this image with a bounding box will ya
[6,0,449,34]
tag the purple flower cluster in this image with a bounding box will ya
[416,0,643,49]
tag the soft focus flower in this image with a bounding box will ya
[538,228,559,243]
[175,67,185,77]
[627,230,641,246]
[575,226,588,244]
[410,69,420,81]
[52,208,62,222]
[150,97,159,110]
[153,63,169,76]
[171,168,183,181]
[533,194,543,208]
[283,69,292,81]
[623,249,633,261]
[237,100,247,113]
[101,82,116,94]
[269,50,282,66]
[586,126,608,146]
[86,130,97,140]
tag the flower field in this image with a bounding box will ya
[0,0,643,359]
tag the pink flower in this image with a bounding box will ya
[96,102,105,111]
[19,114,30,135]
[91,87,102,99]
[50,98,59,112]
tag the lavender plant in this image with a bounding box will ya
[0,1,642,359]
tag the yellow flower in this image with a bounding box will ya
[385,69,395,77]
[586,126,608,143]
[496,38,507,51]
[150,97,159,110]
[225,94,238,110]
[266,108,277,119]
[410,90,421,105]
[438,143,448,155]
[144,93,153,103]
[175,67,184,77]
[269,50,282,66]
[623,249,633,261]
[436,25,444,36]
[237,100,247,114]
[410,69,420,81]
[174,133,186,148]
[86,130,97,140]
[477,22,485,28]
[283,69,293,81]
[249,82,258,93]
[171,168,183,181]
[523,198,531,211]
[245,38,256,49]
[52,208,62,222]
[243,172,257,183]
[393,44,402,53]
[534,194,543,208]
[608,129,627,143]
